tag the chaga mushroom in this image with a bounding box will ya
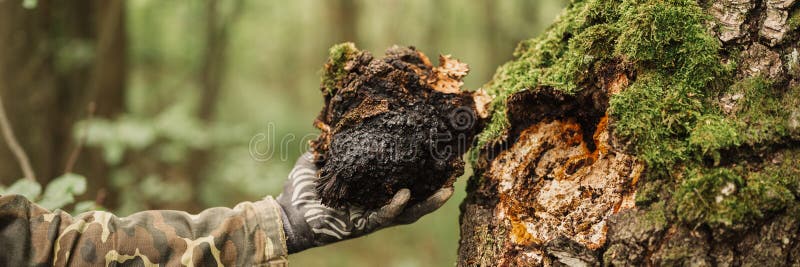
[311,43,488,209]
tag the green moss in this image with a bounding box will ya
[676,167,743,228]
[615,0,724,88]
[475,0,800,232]
[609,71,701,171]
[656,243,707,265]
[609,0,732,175]
[543,24,621,92]
[477,0,726,149]
[322,42,359,94]
[675,163,796,229]
[643,201,669,227]
[788,7,800,31]
[765,149,800,198]
[786,85,800,139]
[477,0,622,146]
[636,178,666,205]
[670,78,800,229]
[728,77,789,145]
[688,114,741,164]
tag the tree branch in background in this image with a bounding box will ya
[0,92,37,182]
[328,0,358,43]
[64,102,95,174]
[183,0,245,212]
[198,0,244,120]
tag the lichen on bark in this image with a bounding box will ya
[459,0,800,265]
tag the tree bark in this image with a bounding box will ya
[459,0,800,266]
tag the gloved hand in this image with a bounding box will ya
[277,152,453,253]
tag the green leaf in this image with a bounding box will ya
[38,173,88,210]
[3,179,42,200]
[22,0,37,9]
[102,141,126,165]
[116,118,156,149]
[72,200,99,214]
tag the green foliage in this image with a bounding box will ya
[78,102,225,165]
[22,0,37,9]
[3,179,42,200]
[676,167,743,228]
[769,150,800,197]
[73,200,101,214]
[38,173,88,210]
[80,117,156,165]
[0,1,573,265]
[1,173,89,212]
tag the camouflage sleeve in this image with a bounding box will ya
[0,194,288,266]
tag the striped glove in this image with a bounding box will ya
[277,152,453,253]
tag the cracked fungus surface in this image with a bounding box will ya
[488,115,642,264]
[312,43,486,209]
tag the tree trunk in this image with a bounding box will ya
[0,0,125,205]
[183,0,243,212]
[328,0,359,43]
[459,0,800,266]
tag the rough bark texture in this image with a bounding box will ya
[459,0,800,266]
[312,44,486,209]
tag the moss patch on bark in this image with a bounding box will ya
[477,0,800,234]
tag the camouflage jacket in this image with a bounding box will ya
[0,194,288,266]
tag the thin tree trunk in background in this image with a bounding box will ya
[88,0,126,120]
[198,0,226,121]
[328,0,358,43]
[425,0,443,54]
[184,0,243,212]
[483,1,503,73]
[76,0,127,208]
[0,0,125,206]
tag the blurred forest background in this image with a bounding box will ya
[0,0,566,266]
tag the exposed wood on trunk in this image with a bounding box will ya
[459,0,800,266]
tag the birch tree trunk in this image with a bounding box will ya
[459,0,800,266]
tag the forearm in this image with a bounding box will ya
[0,194,288,266]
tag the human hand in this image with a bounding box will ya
[276,152,453,253]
